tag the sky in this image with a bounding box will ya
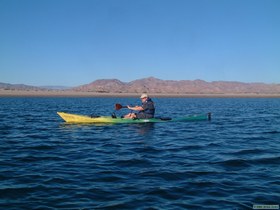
[0,0,280,86]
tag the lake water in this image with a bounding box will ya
[0,97,279,209]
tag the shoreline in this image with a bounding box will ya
[0,90,280,98]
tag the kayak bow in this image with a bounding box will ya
[57,112,211,124]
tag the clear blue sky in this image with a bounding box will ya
[0,0,280,86]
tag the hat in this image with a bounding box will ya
[140,94,148,99]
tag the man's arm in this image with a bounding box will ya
[127,105,144,111]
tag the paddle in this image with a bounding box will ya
[115,104,128,111]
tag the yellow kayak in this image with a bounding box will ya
[57,112,211,124]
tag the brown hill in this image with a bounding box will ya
[74,79,126,93]
[72,77,280,94]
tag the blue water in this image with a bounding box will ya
[0,97,279,209]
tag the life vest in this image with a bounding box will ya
[140,98,155,116]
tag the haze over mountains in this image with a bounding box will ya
[0,83,70,91]
[1,77,280,95]
[0,82,45,91]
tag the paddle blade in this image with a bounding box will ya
[115,104,123,110]
[115,104,128,110]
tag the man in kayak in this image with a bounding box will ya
[123,94,155,119]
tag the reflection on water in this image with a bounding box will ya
[126,123,155,135]
[59,122,155,135]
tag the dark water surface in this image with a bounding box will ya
[0,97,279,209]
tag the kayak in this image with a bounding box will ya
[57,112,211,124]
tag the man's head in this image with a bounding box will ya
[140,94,148,100]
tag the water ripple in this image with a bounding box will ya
[1,97,280,209]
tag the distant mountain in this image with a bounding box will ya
[0,82,45,91]
[73,79,126,93]
[0,83,71,91]
[72,77,280,94]
[1,78,280,95]
[39,86,72,90]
